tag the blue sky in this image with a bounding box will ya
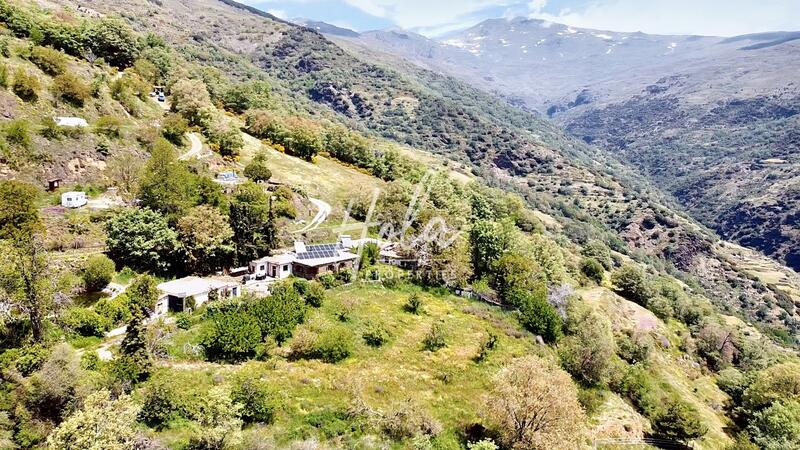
[242,0,800,37]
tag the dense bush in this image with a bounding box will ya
[52,72,90,106]
[611,264,652,306]
[580,258,605,284]
[423,322,447,352]
[160,113,188,146]
[104,208,179,274]
[559,304,615,385]
[232,378,276,424]
[138,377,183,429]
[3,119,31,148]
[94,115,123,139]
[510,287,562,343]
[81,254,115,292]
[28,45,66,75]
[94,294,130,325]
[62,307,109,337]
[312,326,354,363]
[11,68,39,101]
[202,311,262,362]
[362,322,390,347]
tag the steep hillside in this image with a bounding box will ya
[25,0,800,339]
[334,17,800,273]
[0,2,798,450]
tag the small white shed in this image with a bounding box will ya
[55,117,89,128]
[61,191,87,208]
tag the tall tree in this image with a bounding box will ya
[137,138,195,221]
[119,275,159,381]
[0,180,42,240]
[0,235,60,342]
[228,182,276,264]
[104,208,179,274]
[469,219,513,279]
[177,206,234,275]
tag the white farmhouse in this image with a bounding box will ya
[61,191,87,208]
[154,277,241,317]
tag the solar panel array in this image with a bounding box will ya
[296,243,342,260]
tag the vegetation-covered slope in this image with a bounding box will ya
[0,1,797,449]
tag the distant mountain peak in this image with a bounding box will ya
[294,18,360,37]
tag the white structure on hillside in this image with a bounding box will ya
[154,277,241,317]
[61,191,87,208]
[249,253,294,280]
[55,117,89,127]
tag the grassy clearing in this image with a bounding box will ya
[155,282,540,447]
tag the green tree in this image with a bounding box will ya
[46,390,139,450]
[360,241,380,268]
[559,304,616,385]
[160,113,188,146]
[137,138,195,220]
[80,254,115,292]
[202,311,262,362]
[222,80,270,113]
[0,180,41,239]
[285,119,322,161]
[510,286,562,343]
[749,400,800,450]
[177,205,234,275]
[611,264,652,306]
[0,235,56,342]
[490,252,543,300]
[84,18,141,68]
[243,152,272,182]
[119,275,159,381]
[228,182,276,264]
[469,219,513,279]
[652,396,708,443]
[170,78,212,126]
[250,288,306,343]
[580,258,605,284]
[104,208,179,273]
[232,378,276,424]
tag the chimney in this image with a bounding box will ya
[339,235,352,248]
[294,241,306,253]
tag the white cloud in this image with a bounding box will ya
[267,8,288,19]
[341,0,519,34]
[530,0,800,36]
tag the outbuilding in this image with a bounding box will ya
[61,191,87,208]
[154,276,241,317]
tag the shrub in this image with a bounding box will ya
[335,269,353,284]
[160,113,188,146]
[303,281,326,307]
[39,117,62,139]
[232,378,276,424]
[405,292,423,314]
[467,439,498,450]
[748,399,800,450]
[510,287,562,343]
[319,273,338,289]
[29,46,67,75]
[3,119,32,148]
[62,307,109,337]
[559,304,615,385]
[475,331,498,362]
[94,294,131,325]
[94,115,124,139]
[243,155,272,182]
[611,264,652,306]
[617,331,653,365]
[651,396,708,442]
[0,63,8,88]
[52,72,90,106]
[201,311,262,362]
[423,322,446,352]
[313,326,354,363]
[138,377,182,429]
[12,68,39,101]
[305,408,360,439]
[81,254,115,292]
[363,323,389,347]
[580,258,605,284]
